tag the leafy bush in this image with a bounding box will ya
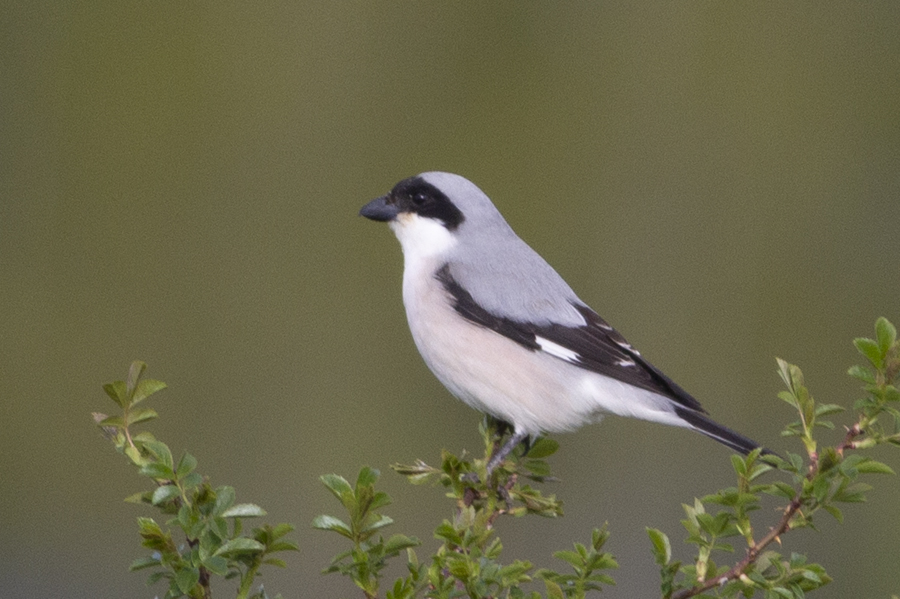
[94,318,899,598]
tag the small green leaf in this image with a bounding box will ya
[141,462,175,480]
[823,504,843,523]
[312,515,353,538]
[129,555,160,571]
[384,534,420,554]
[151,484,181,505]
[126,361,148,396]
[814,404,844,417]
[847,365,875,384]
[141,440,174,469]
[202,555,229,576]
[266,540,299,553]
[319,474,353,501]
[137,516,162,535]
[175,567,200,593]
[97,414,125,428]
[269,523,295,539]
[356,466,380,489]
[125,408,158,427]
[221,503,267,518]
[213,486,236,515]
[180,472,203,490]
[361,514,394,534]
[876,317,897,353]
[175,453,198,479]
[103,381,128,407]
[544,579,565,599]
[213,537,265,556]
[854,460,895,475]
[124,445,144,465]
[132,378,167,405]
[646,528,671,565]
[525,438,559,459]
[855,338,883,368]
[263,558,287,568]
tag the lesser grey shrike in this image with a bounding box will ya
[360,172,765,473]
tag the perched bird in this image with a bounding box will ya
[360,172,764,472]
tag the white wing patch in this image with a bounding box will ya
[535,336,580,363]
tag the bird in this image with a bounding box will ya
[359,171,765,473]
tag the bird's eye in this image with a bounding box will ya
[412,192,429,206]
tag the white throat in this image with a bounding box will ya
[389,213,457,264]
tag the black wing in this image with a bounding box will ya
[435,264,706,414]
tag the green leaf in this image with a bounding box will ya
[180,472,203,490]
[175,453,198,479]
[312,515,353,538]
[833,482,872,503]
[174,567,200,594]
[129,555,161,571]
[263,558,287,568]
[854,460,895,475]
[269,523,295,539]
[125,408,158,427]
[823,504,843,523]
[152,484,181,505]
[647,528,671,565]
[141,462,175,480]
[213,537,266,556]
[221,503,267,518]
[360,514,394,538]
[813,404,844,417]
[132,378,167,405]
[525,438,559,459]
[124,445,144,465]
[384,534,420,554]
[97,415,126,428]
[103,381,128,408]
[855,338,883,368]
[202,555,229,576]
[213,486,236,516]
[543,579,565,599]
[126,361,148,396]
[847,365,875,384]
[141,440,174,470]
[876,317,897,353]
[356,466,381,489]
[319,474,353,502]
[266,541,299,553]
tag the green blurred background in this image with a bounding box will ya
[2,2,899,597]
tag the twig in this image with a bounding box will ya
[671,420,866,599]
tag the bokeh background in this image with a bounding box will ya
[3,3,899,598]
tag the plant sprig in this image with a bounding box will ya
[649,317,899,599]
[95,361,297,599]
[315,418,617,598]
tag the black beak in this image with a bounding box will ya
[359,195,400,222]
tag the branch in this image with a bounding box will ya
[672,422,866,599]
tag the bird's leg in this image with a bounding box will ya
[486,429,530,476]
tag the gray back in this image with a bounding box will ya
[420,172,587,327]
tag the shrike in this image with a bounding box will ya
[360,172,764,472]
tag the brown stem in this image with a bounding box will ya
[671,496,802,599]
[672,420,866,599]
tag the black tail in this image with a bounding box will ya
[674,407,771,455]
